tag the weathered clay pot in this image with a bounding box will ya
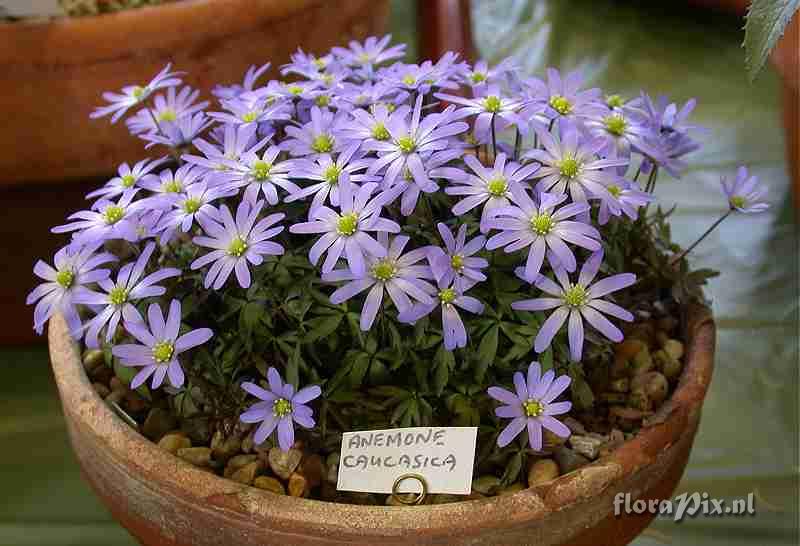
[48,306,715,546]
[0,0,387,186]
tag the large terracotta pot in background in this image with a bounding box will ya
[48,306,716,546]
[0,0,388,187]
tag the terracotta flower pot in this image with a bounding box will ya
[48,305,715,546]
[0,0,388,187]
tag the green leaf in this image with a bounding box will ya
[744,0,800,80]
[303,314,343,343]
[433,345,455,395]
[285,343,302,388]
[500,451,524,486]
[477,324,499,366]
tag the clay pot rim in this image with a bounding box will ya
[0,0,322,64]
[48,305,715,538]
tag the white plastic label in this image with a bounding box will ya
[336,427,478,495]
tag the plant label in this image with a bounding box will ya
[337,426,478,495]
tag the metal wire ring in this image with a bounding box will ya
[391,473,428,505]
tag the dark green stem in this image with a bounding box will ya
[671,209,733,264]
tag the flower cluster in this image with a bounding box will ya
[30,36,768,453]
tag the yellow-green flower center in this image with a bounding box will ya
[104,206,125,225]
[183,197,201,214]
[311,134,334,153]
[563,284,588,307]
[606,94,625,108]
[450,254,464,271]
[56,269,75,289]
[371,122,390,141]
[397,135,416,154]
[313,58,327,69]
[152,340,174,363]
[608,184,622,198]
[252,160,272,181]
[132,86,147,100]
[315,94,331,107]
[523,398,544,417]
[549,94,573,115]
[402,74,417,86]
[324,164,341,184]
[109,286,129,306]
[241,111,259,123]
[121,174,136,188]
[371,259,397,281]
[438,288,457,304]
[287,85,303,96]
[530,213,555,235]
[730,195,747,209]
[228,236,248,257]
[321,73,334,85]
[487,177,508,197]
[162,179,183,193]
[470,72,487,84]
[157,109,177,123]
[273,398,292,417]
[483,95,502,113]
[559,156,581,179]
[603,114,627,136]
[336,212,359,236]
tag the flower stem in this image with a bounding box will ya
[671,209,733,264]
[491,113,497,161]
[513,128,521,160]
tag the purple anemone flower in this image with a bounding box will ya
[27,242,116,336]
[212,63,271,101]
[239,367,322,452]
[512,251,636,361]
[90,64,183,123]
[78,242,181,348]
[443,152,539,232]
[340,103,411,145]
[458,58,519,88]
[183,123,267,178]
[524,121,626,204]
[209,94,292,127]
[217,145,301,205]
[142,112,213,150]
[86,157,169,201]
[332,35,406,68]
[126,86,208,135]
[190,200,285,289]
[720,166,770,214]
[54,189,144,248]
[365,94,469,190]
[596,180,653,225]
[155,180,236,241]
[113,299,213,390]
[324,233,436,331]
[398,278,484,350]
[382,148,466,216]
[436,84,527,142]
[283,106,348,158]
[521,68,601,123]
[281,50,334,77]
[139,164,204,205]
[487,361,572,450]
[289,177,400,276]
[485,188,601,280]
[428,222,487,292]
[286,143,377,213]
